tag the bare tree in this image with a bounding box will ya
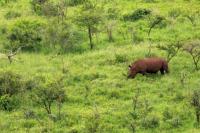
[183,40,200,70]
[157,41,183,63]
[0,46,23,64]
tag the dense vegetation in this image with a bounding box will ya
[0,0,200,132]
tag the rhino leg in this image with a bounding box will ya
[160,69,165,75]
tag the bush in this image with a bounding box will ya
[22,120,36,129]
[24,109,36,119]
[0,71,24,96]
[141,115,160,129]
[30,0,48,15]
[0,0,17,6]
[43,20,83,53]
[6,19,44,51]
[168,8,182,19]
[169,117,182,128]
[31,0,66,17]
[85,109,101,133]
[163,107,183,128]
[123,8,151,22]
[0,94,18,111]
[115,54,128,63]
[163,107,173,121]
[41,1,59,17]
[191,89,200,125]
[4,10,21,19]
[68,0,86,6]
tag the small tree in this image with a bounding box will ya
[75,0,104,49]
[183,40,200,70]
[105,6,119,42]
[33,77,66,114]
[0,46,23,64]
[157,41,183,63]
[147,15,165,56]
[148,15,165,37]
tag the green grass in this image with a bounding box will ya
[0,0,200,132]
[0,44,199,132]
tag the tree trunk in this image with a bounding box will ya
[107,27,113,42]
[88,26,94,50]
[196,109,200,125]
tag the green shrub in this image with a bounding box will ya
[41,1,59,17]
[0,0,17,6]
[168,8,182,19]
[22,120,36,129]
[169,117,182,128]
[43,20,83,53]
[115,54,128,63]
[24,76,45,91]
[24,109,36,119]
[123,8,151,22]
[68,0,86,6]
[191,89,200,125]
[6,19,44,51]
[163,107,173,121]
[4,10,21,19]
[108,90,120,99]
[130,111,139,119]
[0,71,24,96]
[85,109,101,133]
[83,73,102,81]
[31,0,65,17]
[0,94,18,111]
[163,107,183,128]
[30,0,48,15]
[141,115,160,129]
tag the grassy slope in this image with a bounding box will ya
[0,0,200,132]
[0,44,200,132]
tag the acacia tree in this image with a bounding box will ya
[183,40,200,70]
[147,15,165,56]
[76,0,104,49]
[33,77,66,115]
[157,41,183,63]
[148,16,164,37]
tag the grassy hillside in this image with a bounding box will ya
[0,44,199,132]
[0,0,200,133]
